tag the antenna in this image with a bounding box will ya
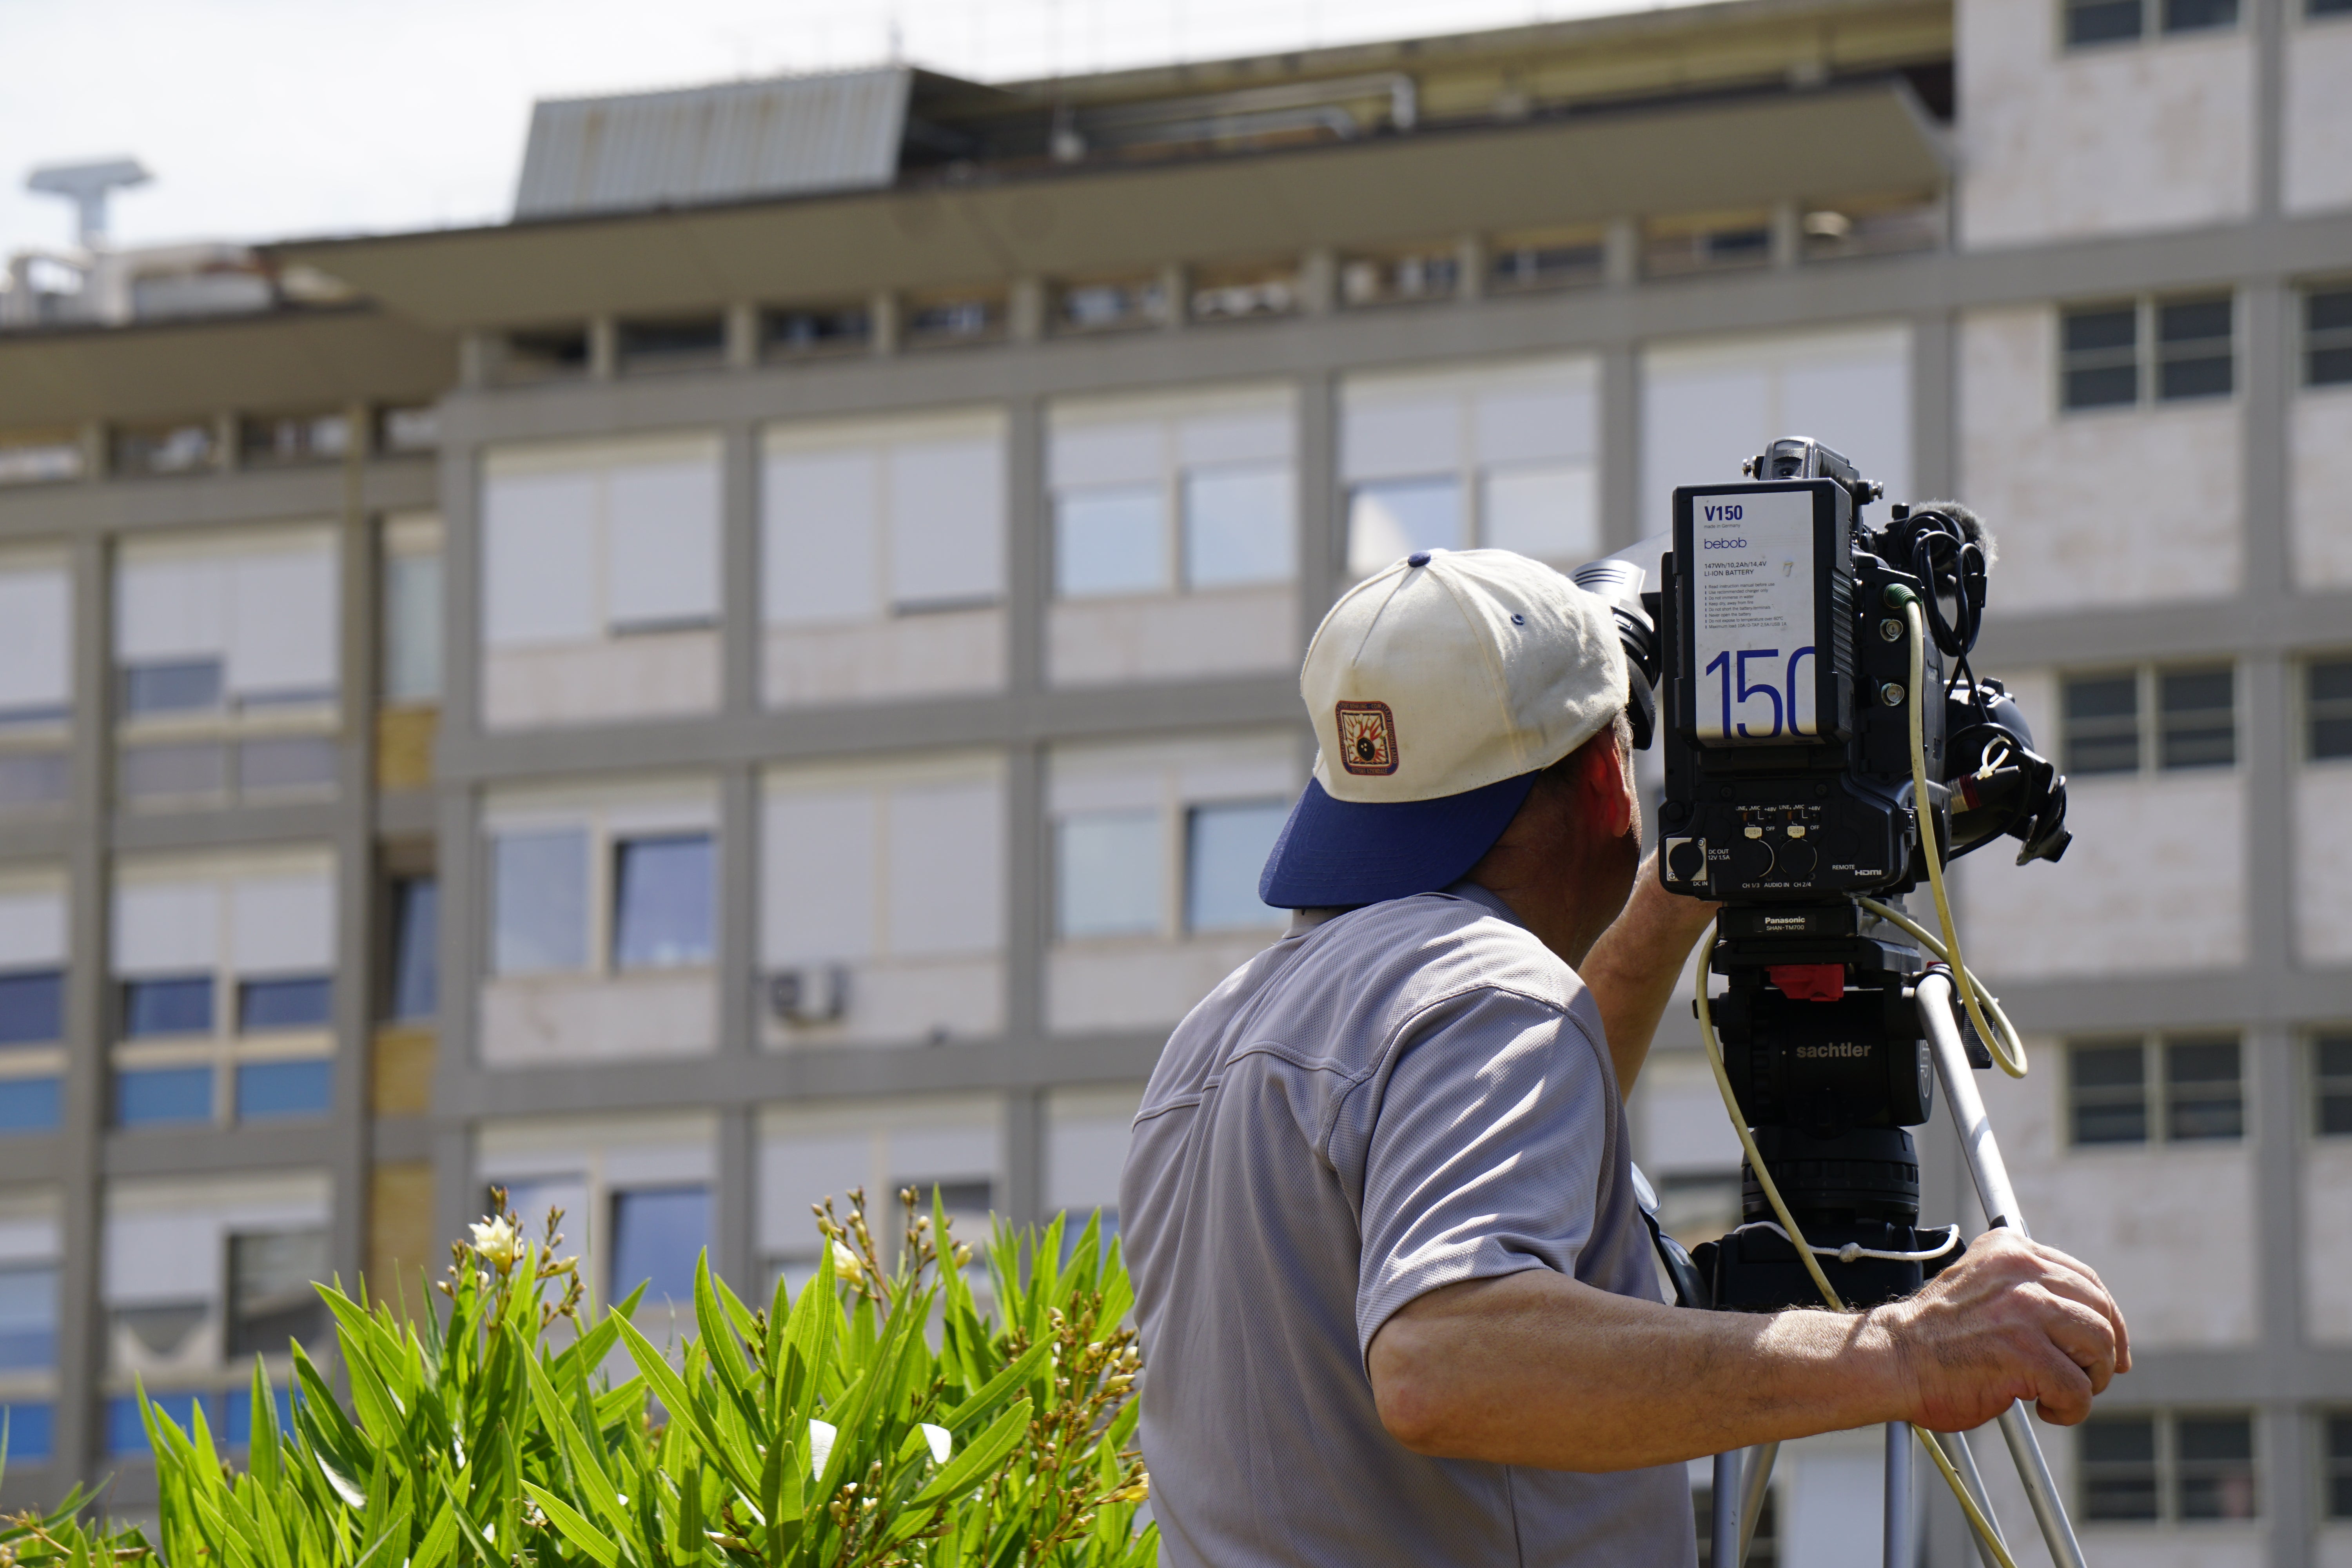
[25,157,151,249]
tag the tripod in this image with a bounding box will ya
[1702,966,2088,1568]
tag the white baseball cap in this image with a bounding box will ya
[1258,548,1628,907]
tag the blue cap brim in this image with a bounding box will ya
[1258,770,1541,909]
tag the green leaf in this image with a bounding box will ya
[610,1314,760,1500]
[891,1398,1032,1535]
[408,1500,460,1568]
[521,1483,621,1568]
[942,1340,1051,1434]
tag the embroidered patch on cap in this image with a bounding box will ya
[1335,701,1400,775]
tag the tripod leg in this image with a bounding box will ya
[1998,1405,2089,1568]
[1711,1451,1742,1566]
[1934,1428,2007,1568]
[1884,1423,1915,1568]
[1736,1441,1778,1566]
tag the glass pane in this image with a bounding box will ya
[2314,345,2352,387]
[115,1065,213,1127]
[2063,307,2138,354]
[2158,353,2233,400]
[0,1265,58,1370]
[119,741,228,799]
[1056,810,1162,938]
[0,1079,61,1132]
[121,659,223,715]
[227,1230,328,1357]
[1185,801,1289,932]
[2160,298,2232,344]
[383,553,444,703]
[610,1187,710,1308]
[2067,674,2138,720]
[2177,1415,2256,1518]
[2065,675,2139,773]
[2163,0,2238,26]
[238,736,339,794]
[2313,661,2352,703]
[0,971,63,1045]
[2064,365,2139,409]
[2167,1038,2243,1140]
[2167,1038,2241,1084]
[123,976,213,1037]
[1055,485,1165,598]
[1482,463,1599,562]
[238,976,332,1031]
[390,878,439,1021]
[235,1060,332,1120]
[0,1403,52,1462]
[0,754,69,810]
[2159,667,2234,770]
[1348,477,1462,578]
[492,829,588,974]
[2313,290,2352,336]
[2080,1415,2159,1521]
[2071,1043,2147,1145]
[612,835,714,970]
[1182,466,1292,590]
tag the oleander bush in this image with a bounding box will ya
[14,1190,1152,1568]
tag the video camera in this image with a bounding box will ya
[1579,436,2073,1314]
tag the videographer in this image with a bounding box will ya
[1119,548,2129,1567]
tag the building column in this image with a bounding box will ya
[1599,345,1643,552]
[329,443,378,1300]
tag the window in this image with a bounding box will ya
[1185,802,1287,932]
[2080,1415,2160,1519]
[2063,674,2140,774]
[2159,666,2234,768]
[238,977,331,1032]
[2158,298,2233,400]
[763,303,870,359]
[1188,263,1298,323]
[381,517,443,705]
[0,1403,53,1462]
[492,830,589,974]
[2065,0,2235,41]
[616,314,724,374]
[2314,1035,2352,1136]
[906,292,1004,346]
[2308,287,2352,386]
[1057,810,1162,938]
[0,563,72,728]
[2070,1040,2147,1145]
[1053,278,1164,334]
[0,971,62,1045]
[482,438,722,653]
[2069,1036,2242,1145]
[1645,216,1773,279]
[763,421,1006,630]
[2327,1414,2352,1518]
[1487,228,1605,294]
[234,1060,332,1120]
[377,405,439,453]
[2065,666,2236,774]
[1339,247,1460,308]
[2309,659,2352,760]
[0,430,82,488]
[2164,1037,2242,1140]
[122,660,223,716]
[112,421,215,477]
[501,326,590,382]
[0,1080,60,1132]
[116,534,339,711]
[612,835,714,970]
[237,412,348,468]
[610,1187,709,1308]
[2062,305,2140,408]
[0,1265,58,1370]
[1343,358,1601,577]
[388,877,438,1021]
[123,976,212,1037]
[115,1065,213,1127]
[225,1230,328,1357]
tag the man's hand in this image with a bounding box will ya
[1869,1229,2132,1431]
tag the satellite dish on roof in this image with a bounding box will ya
[25,158,152,248]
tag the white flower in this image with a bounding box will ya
[828,1240,864,1282]
[469,1216,521,1269]
[808,1418,838,1476]
[918,1423,952,1464]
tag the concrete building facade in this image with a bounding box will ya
[0,0,2346,1559]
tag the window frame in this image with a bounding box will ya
[2060,664,2240,776]
[2061,0,2242,46]
[2312,1033,2352,1139]
[2058,295,2240,414]
[2066,1034,2247,1148]
[2078,1410,2259,1524]
[2303,281,2352,387]
[2305,655,2352,763]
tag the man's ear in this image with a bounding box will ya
[1576,733,1636,841]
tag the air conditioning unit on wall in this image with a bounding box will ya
[766,965,850,1025]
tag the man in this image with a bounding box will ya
[1120,548,2129,1567]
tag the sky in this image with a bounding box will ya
[0,0,1687,259]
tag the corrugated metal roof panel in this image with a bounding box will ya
[513,67,913,220]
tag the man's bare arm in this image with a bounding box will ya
[1367,1229,2131,1472]
[1579,850,1716,1095]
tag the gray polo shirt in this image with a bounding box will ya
[1120,884,1694,1568]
